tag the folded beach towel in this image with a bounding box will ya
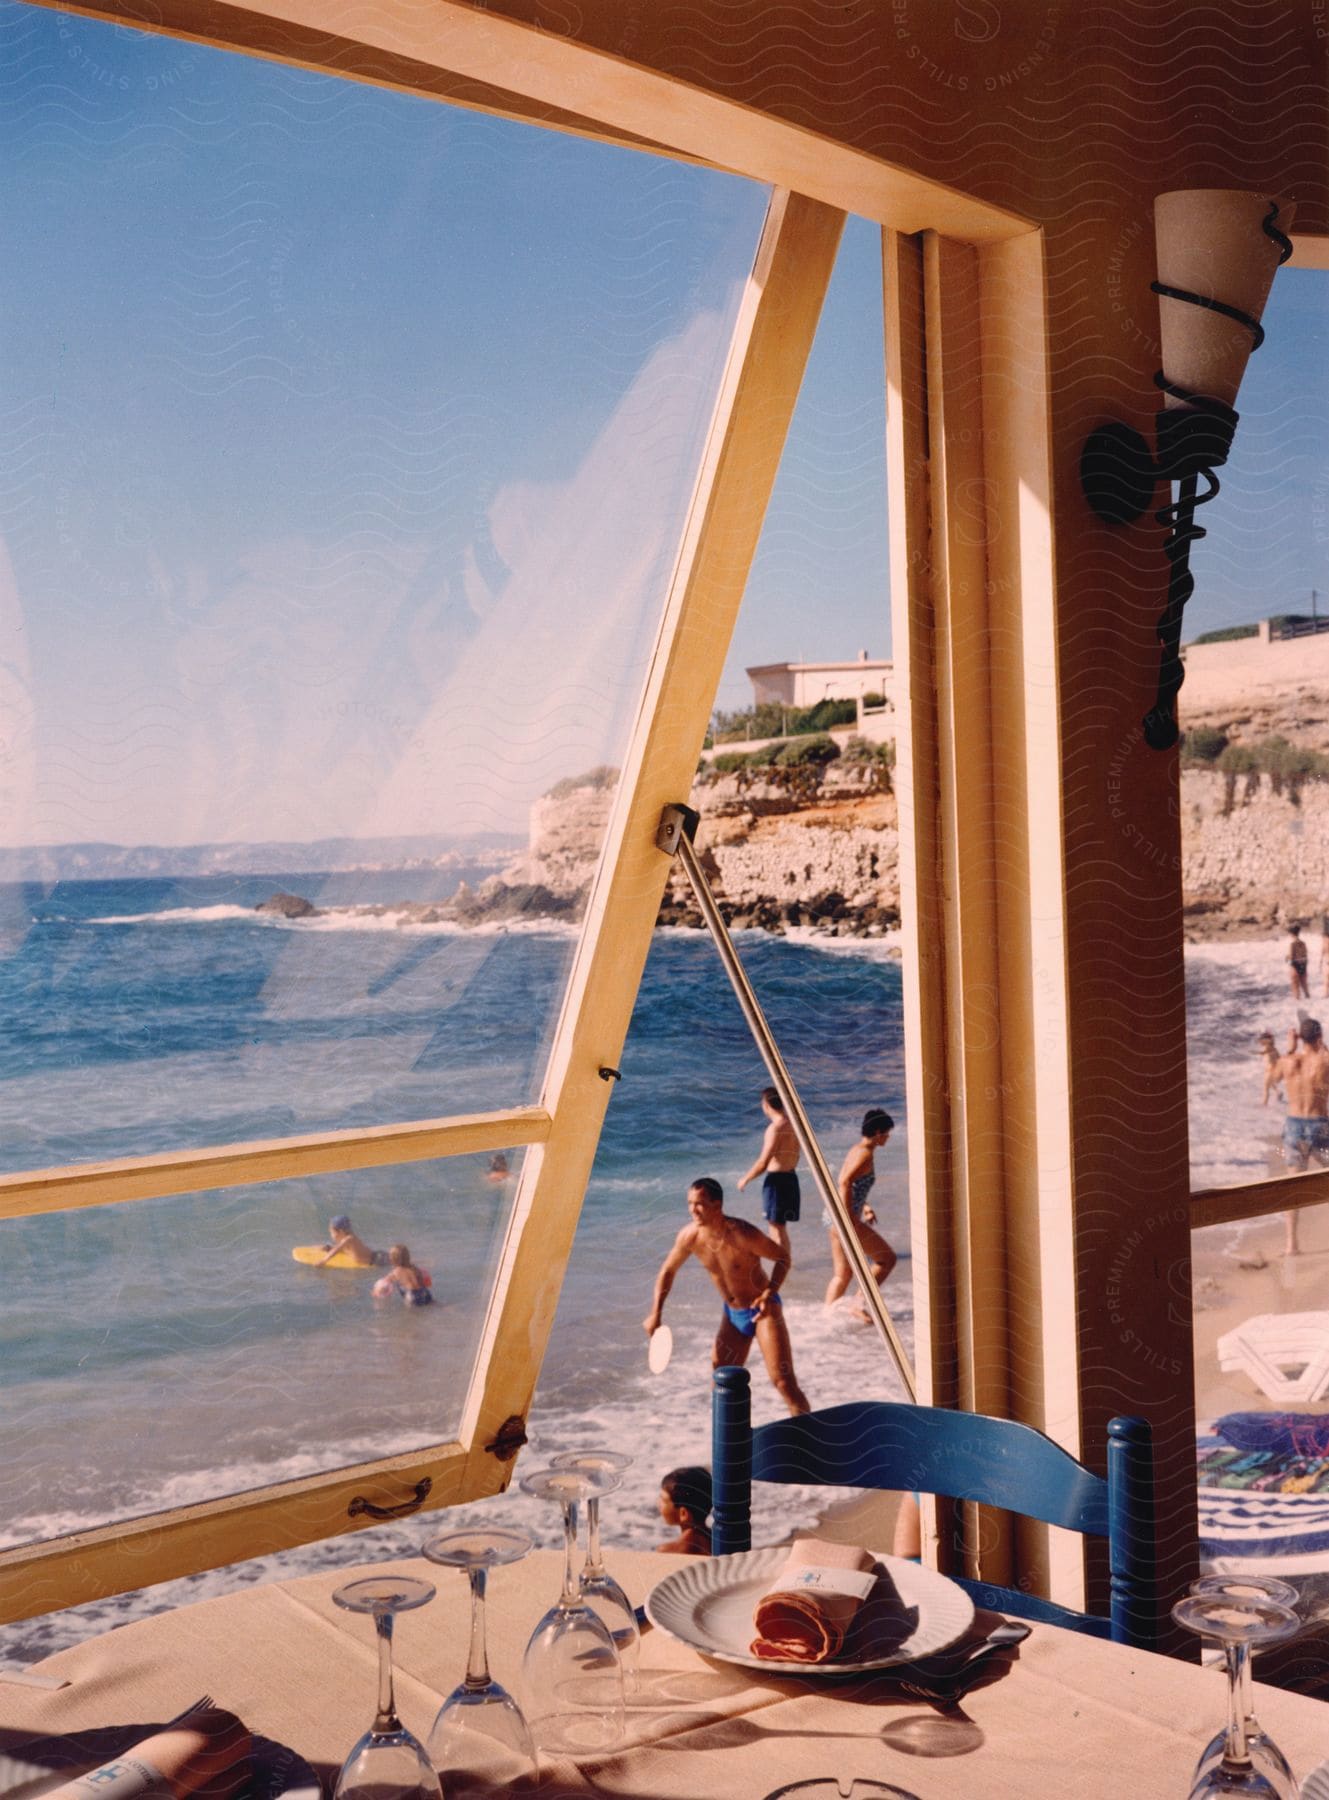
[750,1537,877,1663]
[40,1699,249,1800]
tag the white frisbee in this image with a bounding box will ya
[647,1325,674,1373]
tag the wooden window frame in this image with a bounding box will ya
[0,160,845,1620]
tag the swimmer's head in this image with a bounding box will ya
[1302,1019,1323,1045]
[329,1215,352,1235]
[862,1108,894,1140]
[761,1086,784,1114]
[388,1243,410,1267]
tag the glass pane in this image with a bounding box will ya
[1182,269,1329,1193]
[1194,1197,1329,1580]
[446,220,915,1550]
[0,3,771,1172]
[0,1150,525,1551]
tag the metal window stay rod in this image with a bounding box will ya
[656,803,917,1402]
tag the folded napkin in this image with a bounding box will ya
[750,1538,878,1662]
[39,1699,250,1800]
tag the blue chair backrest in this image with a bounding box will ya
[712,1366,1154,1645]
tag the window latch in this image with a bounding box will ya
[347,1476,432,1521]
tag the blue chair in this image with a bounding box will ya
[712,1366,1155,1647]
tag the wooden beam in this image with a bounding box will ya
[0,1442,484,1624]
[28,0,1030,242]
[458,190,846,1484]
[0,1108,551,1220]
[1193,1169,1329,1230]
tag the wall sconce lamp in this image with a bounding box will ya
[1080,190,1294,749]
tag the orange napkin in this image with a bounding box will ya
[750,1537,878,1662]
[41,1700,250,1800]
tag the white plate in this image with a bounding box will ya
[0,1731,319,1800]
[647,1324,673,1373]
[645,1546,974,1673]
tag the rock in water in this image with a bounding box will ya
[256,891,318,918]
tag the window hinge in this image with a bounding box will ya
[484,1415,528,1461]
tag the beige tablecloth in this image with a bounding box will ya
[4,1550,1329,1798]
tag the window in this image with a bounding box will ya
[1,0,823,1619]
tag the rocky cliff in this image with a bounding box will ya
[415,747,1324,942]
[1181,769,1329,936]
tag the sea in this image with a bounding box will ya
[0,868,1299,1659]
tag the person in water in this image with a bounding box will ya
[486,1152,510,1183]
[656,1465,713,1555]
[736,1086,802,1256]
[644,1177,810,1415]
[1288,924,1310,1000]
[373,1244,434,1306]
[311,1214,379,1268]
[1258,1030,1284,1106]
[825,1109,898,1319]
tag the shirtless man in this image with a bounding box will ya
[736,1087,801,1256]
[644,1177,810,1415]
[1276,1018,1329,1170]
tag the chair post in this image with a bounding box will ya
[1107,1415,1155,1648]
[712,1366,753,1554]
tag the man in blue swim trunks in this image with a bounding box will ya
[1277,1017,1329,1171]
[644,1177,810,1415]
[736,1087,802,1257]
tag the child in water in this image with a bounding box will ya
[312,1214,379,1268]
[373,1244,434,1307]
[656,1466,712,1555]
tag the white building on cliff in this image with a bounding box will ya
[746,648,893,709]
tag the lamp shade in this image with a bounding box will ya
[1154,189,1295,410]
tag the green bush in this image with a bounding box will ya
[543,765,619,801]
[860,691,885,708]
[713,696,857,741]
[1216,744,1259,775]
[1180,725,1228,765]
[1191,623,1258,645]
[775,734,841,768]
[710,751,752,774]
[841,735,895,767]
[798,698,858,732]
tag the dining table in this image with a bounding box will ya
[4,1547,1329,1798]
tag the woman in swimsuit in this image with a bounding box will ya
[372,1243,434,1307]
[825,1109,898,1318]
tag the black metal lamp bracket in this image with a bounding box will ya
[1079,201,1291,751]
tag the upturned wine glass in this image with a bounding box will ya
[519,1467,626,1757]
[549,1448,640,1691]
[1188,1576,1299,1794]
[422,1525,537,1795]
[332,1575,441,1800]
[1172,1592,1299,1797]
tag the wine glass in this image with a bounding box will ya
[549,1448,640,1691]
[519,1467,626,1757]
[331,1575,441,1800]
[1172,1592,1299,1796]
[1189,1576,1299,1793]
[422,1525,538,1795]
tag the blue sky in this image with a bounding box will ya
[0,0,1322,844]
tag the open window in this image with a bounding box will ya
[0,4,850,1620]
